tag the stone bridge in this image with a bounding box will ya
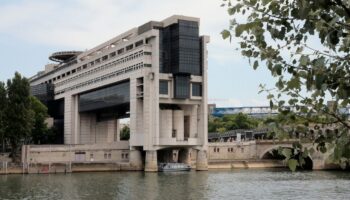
[208,140,335,170]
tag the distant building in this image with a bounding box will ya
[209,105,278,118]
[209,103,350,119]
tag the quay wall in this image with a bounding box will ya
[0,140,335,174]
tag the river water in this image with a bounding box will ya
[0,169,350,200]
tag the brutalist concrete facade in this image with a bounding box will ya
[29,15,209,171]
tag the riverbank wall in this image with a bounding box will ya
[0,140,336,175]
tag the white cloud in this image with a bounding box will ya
[0,0,244,67]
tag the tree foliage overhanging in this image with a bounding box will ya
[221,0,350,170]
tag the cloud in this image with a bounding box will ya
[0,0,271,106]
[0,0,235,48]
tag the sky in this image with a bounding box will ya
[0,0,276,107]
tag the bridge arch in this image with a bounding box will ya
[258,144,292,159]
[259,145,313,170]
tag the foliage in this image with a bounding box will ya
[30,96,49,144]
[5,72,34,160]
[120,125,130,140]
[208,113,261,132]
[221,0,350,170]
[0,82,7,152]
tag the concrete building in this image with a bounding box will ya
[29,15,209,171]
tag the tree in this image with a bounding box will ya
[30,96,49,144]
[208,113,260,132]
[0,82,7,152]
[221,0,350,170]
[120,125,130,140]
[5,72,34,160]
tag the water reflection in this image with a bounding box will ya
[0,170,350,200]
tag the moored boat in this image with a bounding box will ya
[158,163,191,172]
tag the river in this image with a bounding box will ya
[0,169,350,200]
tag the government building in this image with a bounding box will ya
[26,15,209,172]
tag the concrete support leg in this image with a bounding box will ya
[145,150,158,172]
[179,149,191,165]
[129,150,143,170]
[196,150,208,171]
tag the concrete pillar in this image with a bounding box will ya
[190,105,198,138]
[64,95,79,144]
[173,110,184,140]
[115,119,120,142]
[145,150,158,172]
[73,96,80,144]
[160,109,172,138]
[107,120,116,143]
[129,78,137,146]
[196,149,208,171]
[129,150,143,170]
[179,149,191,165]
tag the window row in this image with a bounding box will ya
[159,80,202,97]
[55,50,145,87]
[43,39,147,85]
[55,62,145,95]
[213,147,244,153]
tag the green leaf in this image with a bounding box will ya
[282,148,292,159]
[299,55,309,66]
[288,159,298,172]
[253,60,259,70]
[235,24,246,37]
[221,30,231,40]
[275,64,282,75]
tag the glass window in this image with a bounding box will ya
[135,40,144,47]
[159,80,168,95]
[126,44,133,51]
[174,75,190,99]
[192,83,202,96]
[79,81,130,112]
[110,52,116,57]
[117,48,124,54]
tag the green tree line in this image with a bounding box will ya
[0,72,52,160]
[208,113,262,133]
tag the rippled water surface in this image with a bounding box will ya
[1,169,350,200]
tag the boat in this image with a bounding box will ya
[158,162,191,172]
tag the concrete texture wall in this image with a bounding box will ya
[159,109,172,138]
[209,141,257,160]
[22,143,130,164]
[173,110,184,141]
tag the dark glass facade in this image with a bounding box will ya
[174,75,190,99]
[159,80,169,95]
[192,83,202,96]
[79,81,130,112]
[30,83,54,103]
[159,20,202,76]
[159,20,203,99]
